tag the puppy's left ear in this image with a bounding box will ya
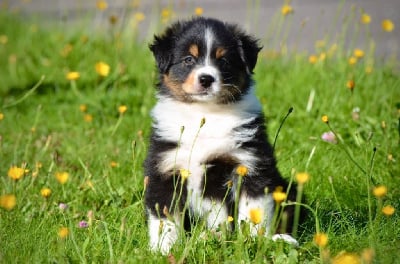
[232,27,262,74]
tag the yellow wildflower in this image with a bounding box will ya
[272,187,287,203]
[0,194,17,211]
[236,164,248,177]
[84,114,93,122]
[66,71,80,81]
[321,115,329,123]
[281,4,293,16]
[319,52,326,61]
[346,80,355,91]
[161,8,173,22]
[95,61,110,77]
[110,161,119,168]
[332,252,361,264]
[360,13,371,24]
[353,49,364,58]
[96,0,108,11]
[8,166,24,180]
[295,172,310,184]
[118,105,128,114]
[0,112,4,120]
[55,172,69,184]
[0,35,8,45]
[313,232,328,248]
[372,185,387,198]
[227,216,234,222]
[381,19,394,32]
[361,248,375,264]
[180,169,191,181]
[58,227,69,239]
[134,12,146,23]
[194,7,203,16]
[382,205,395,216]
[79,104,87,112]
[308,55,318,64]
[40,187,52,198]
[249,208,263,224]
[348,56,357,65]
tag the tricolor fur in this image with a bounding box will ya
[144,17,299,254]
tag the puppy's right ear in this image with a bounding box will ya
[149,35,172,73]
[149,23,181,73]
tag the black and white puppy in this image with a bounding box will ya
[145,17,298,254]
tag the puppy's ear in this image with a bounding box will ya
[230,25,262,74]
[149,23,182,73]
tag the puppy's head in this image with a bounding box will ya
[150,17,262,104]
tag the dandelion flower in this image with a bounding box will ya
[353,49,364,58]
[382,205,395,216]
[84,114,93,122]
[194,7,203,16]
[361,13,371,24]
[332,252,361,264]
[321,115,329,123]
[134,12,146,23]
[309,55,318,64]
[372,185,387,198]
[281,4,293,16]
[180,169,191,181]
[118,105,127,114]
[55,172,69,184]
[96,0,108,11]
[381,19,394,32]
[110,161,119,168]
[58,227,69,239]
[8,166,24,180]
[0,194,16,211]
[227,216,234,222]
[40,187,52,198]
[0,112,4,120]
[0,35,8,45]
[272,187,287,203]
[95,61,110,77]
[66,71,80,81]
[161,8,173,22]
[79,104,87,112]
[236,164,248,177]
[346,80,355,91]
[249,208,263,224]
[348,56,357,65]
[295,172,310,184]
[313,232,328,247]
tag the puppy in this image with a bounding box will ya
[145,17,299,254]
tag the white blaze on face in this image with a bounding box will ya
[190,28,221,101]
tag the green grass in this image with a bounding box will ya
[1,5,400,263]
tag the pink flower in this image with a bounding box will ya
[321,131,337,144]
[59,203,69,210]
[78,220,89,228]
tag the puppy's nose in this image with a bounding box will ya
[199,74,215,88]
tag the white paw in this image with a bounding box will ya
[272,234,299,247]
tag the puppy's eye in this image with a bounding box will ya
[219,57,229,67]
[183,56,196,66]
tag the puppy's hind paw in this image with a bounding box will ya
[272,234,299,247]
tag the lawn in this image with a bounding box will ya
[1,2,399,263]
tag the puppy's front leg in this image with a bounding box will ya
[148,212,180,254]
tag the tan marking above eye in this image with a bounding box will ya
[189,44,199,58]
[216,47,227,59]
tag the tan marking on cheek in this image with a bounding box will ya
[216,47,227,59]
[182,71,197,94]
[189,44,199,58]
[163,74,184,95]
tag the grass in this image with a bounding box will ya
[1,2,399,263]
